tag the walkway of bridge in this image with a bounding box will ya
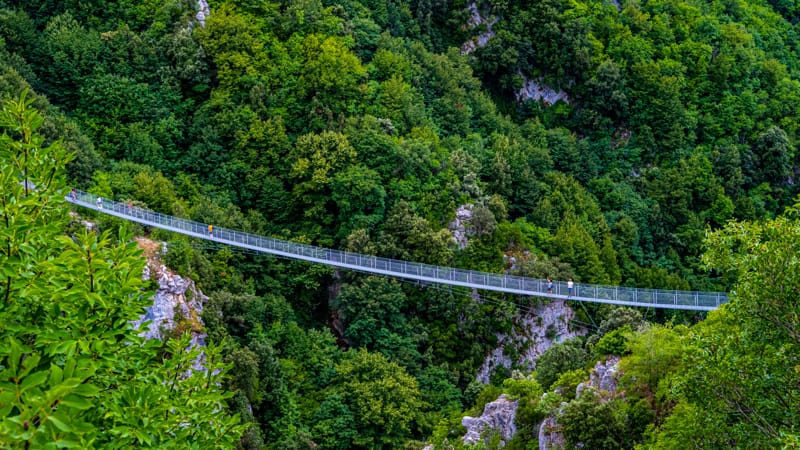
[68,189,728,311]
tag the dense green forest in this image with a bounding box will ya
[0,0,798,447]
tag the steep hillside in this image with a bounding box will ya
[0,0,798,447]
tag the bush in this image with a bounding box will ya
[534,338,588,390]
[551,368,586,400]
[594,325,632,357]
[467,384,503,416]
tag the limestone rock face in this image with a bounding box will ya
[462,395,519,447]
[540,357,623,449]
[131,238,207,353]
[460,2,570,107]
[538,415,566,450]
[196,0,210,27]
[591,356,621,394]
[462,2,498,54]
[70,211,97,232]
[477,299,586,384]
[576,356,622,398]
[516,78,571,105]
[449,204,474,250]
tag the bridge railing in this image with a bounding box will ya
[68,189,729,310]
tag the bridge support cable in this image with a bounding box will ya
[67,189,729,311]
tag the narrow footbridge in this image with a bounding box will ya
[68,190,728,311]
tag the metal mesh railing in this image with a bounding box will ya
[67,189,729,311]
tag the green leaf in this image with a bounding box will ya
[49,364,64,388]
[60,394,92,410]
[48,415,72,432]
[63,358,76,378]
[20,371,48,392]
[71,383,100,397]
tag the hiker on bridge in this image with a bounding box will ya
[96,196,102,209]
[208,224,213,237]
[568,278,574,297]
[70,188,77,202]
[546,278,553,294]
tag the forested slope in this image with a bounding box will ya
[0,0,798,447]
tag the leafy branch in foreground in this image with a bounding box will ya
[0,90,244,447]
[646,209,800,448]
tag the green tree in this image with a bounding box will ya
[331,349,423,449]
[0,91,243,447]
[620,323,685,395]
[594,325,632,357]
[628,59,693,161]
[551,217,610,283]
[194,6,280,94]
[582,60,628,125]
[559,392,625,450]
[37,12,102,107]
[377,200,453,265]
[372,74,426,134]
[296,34,367,124]
[289,130,357,233]
[331,165,387,238]
[333,276,421,368]
[534,172,608,242]
[551,368,586,401]
[655,209,800,447]
[312,392,357,450]
[534,338,588,390]
[753,126,793,187]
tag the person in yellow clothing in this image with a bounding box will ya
[208,224,213,237]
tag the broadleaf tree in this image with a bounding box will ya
[0,91,244,447]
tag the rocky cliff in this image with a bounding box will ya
[461,2,571,105]
[477,299,586,384]
[451,299,584,447]
[462,2,498,54]
[196,0,210,27]
[576,356,621,397]
[131,238,207,356]
[449,204,474,250]
[539,356,623,450]
[516,78,571,105]
[462,394,519,447]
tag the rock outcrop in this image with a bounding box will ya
[538,415,566,450]
[196,0,210,27]
[449,204,474,250]
[460,2,571,106]
[131,238,207,356]
[477,299,585,384]
[576,356,621,397]
[516,78,570,105]
[69,211,97,232]
[539,356,623,449]
[462,2,498,54]
[462,394,519,447]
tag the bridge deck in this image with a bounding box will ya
[68,190,728,311]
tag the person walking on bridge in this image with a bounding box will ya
[546,278,553,294]
[208,224,213,238]
[70,188,77,202]
[96,196,102,209]
[567,278,574,298]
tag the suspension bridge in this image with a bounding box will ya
[68,189,728,311]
